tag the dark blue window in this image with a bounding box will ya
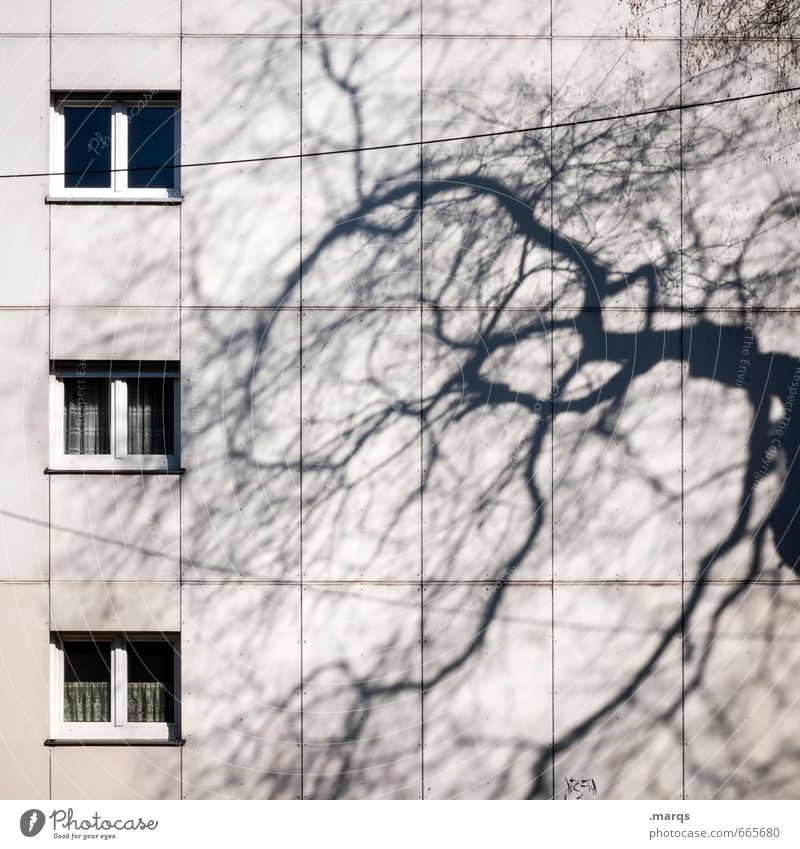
[64,106,112,189]
[127,107,177,189]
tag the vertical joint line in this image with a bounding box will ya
[299,4,305,800]
[178,0,184,799]
[549,1,555,801]
[418,10,425,801]
[48,0,54,803]
[679,4,687,802]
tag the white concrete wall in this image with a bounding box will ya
[1,0,799,801]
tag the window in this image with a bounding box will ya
[50,634,180,741]
[50,94,180,200]
[49,362,180,471]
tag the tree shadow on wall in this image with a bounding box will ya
[154,16,800,799]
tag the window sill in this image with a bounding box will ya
[44,738,184,747]
[46,195,183,205]
[44,467,185,476]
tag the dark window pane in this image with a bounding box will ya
[64,107,112,189]
[127,641,176,723]
[127,378,174,455]
[63,378,111,455]
[127,107,176,189]
[63,640,111,722]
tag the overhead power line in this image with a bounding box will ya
[1,83,798,181]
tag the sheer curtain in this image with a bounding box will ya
[127,682,171,722]
[63,681,110,722]
[127,378,174,455]
[64,378,110,455]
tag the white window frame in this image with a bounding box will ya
[49,366,180,472]
[50,95,181,201]
[50,634,181,742]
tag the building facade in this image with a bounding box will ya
[1,0,799,799]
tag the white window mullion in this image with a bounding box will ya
[172,104,181,195]
[51,106,65,196]
[110,378,116,460]
[172,639,181,736]
[114,379,128,461]
[113,103,126,192]
[50,639,62,738]
[113,638,126,728]
[49,376,63,468]
[172,378,181,464]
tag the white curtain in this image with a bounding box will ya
[127,379,173,455]
[63,681,110,722]
[64,378,110,455]
[127,682,171,722]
